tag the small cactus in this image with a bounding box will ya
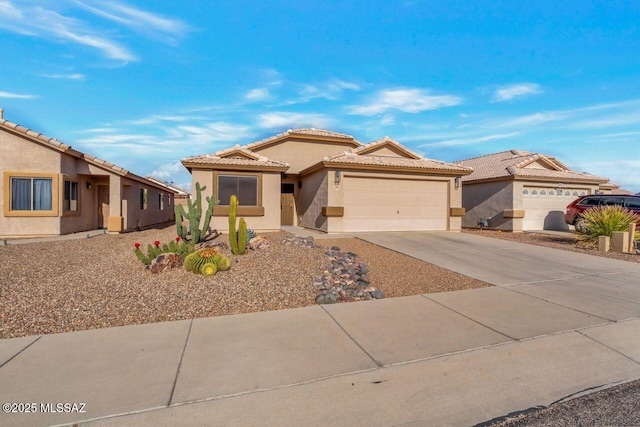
[184,248,231,275]
[245,228,257,245]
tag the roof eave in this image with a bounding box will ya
[300,161,473,176]
[181,161,289,173]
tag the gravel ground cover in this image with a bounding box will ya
[489,379,640,426]
[0,227,490,339]
[463,229,639,263]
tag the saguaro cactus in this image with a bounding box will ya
[175,182,217,244]
[228,195,248,255]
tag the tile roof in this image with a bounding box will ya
[352,136,422,159]
[323,151,473,173]
[145,177,190,196]
[456,149,608,184]
[181,149,289,170]
[0,109,174,192]
[245,128,362,150]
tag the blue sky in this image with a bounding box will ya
[1,0,639,192]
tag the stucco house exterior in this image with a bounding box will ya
[181,128,472,233]
[1,109,176,238]
[456,149,609,232]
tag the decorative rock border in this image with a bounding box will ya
[282,236,385,304]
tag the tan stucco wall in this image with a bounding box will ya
[0,130,62,236]
[190,168,281,232]
[1,129,175,237]
[462,181,517,231]
[298,169,329,231]
[252,138,358,174]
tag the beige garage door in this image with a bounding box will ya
[343,176,448,232]
[522,187,588,230]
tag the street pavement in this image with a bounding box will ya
[1,231,639,426]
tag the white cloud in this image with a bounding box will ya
[42,73,85,80]
[0,1,22,20]
[347,88,462,115]
[493,83,542,102]
[245,88,270,101]
[0,3,136,61]
[258,112,333,129]
[489,112,565,128]
[72,0,190,45]
[420,132,521,148]
[0,90,37,99]
[148,161,186,180]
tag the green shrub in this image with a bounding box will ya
[576,205,640,248]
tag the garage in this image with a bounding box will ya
[522,187,587,230]
[342,176,448,232]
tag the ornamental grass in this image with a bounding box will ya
[576,205,640,248]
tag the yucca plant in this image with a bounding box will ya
[576,205,640,248]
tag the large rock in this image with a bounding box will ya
[150,253,183,274]
[249,236,270,250]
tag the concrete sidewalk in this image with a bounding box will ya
[1,232,640,426]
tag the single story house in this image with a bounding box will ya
[145,176,190,206]
[181,128,472,233]
[0,109,176,238]
[456,149,609,231]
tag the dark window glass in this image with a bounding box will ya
[64,181,78,211]
[218,175,258,206]
[624,197,640,209]
[11,177,53,211]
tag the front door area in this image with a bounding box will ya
[98,185,109,229]
[281,183,295,226]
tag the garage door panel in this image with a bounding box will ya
[522,188,585,230]
[343,177,448,232]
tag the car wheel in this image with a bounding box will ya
[574,217,586,232]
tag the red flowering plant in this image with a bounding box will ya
[133,237,195,267]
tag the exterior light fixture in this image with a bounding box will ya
[455,176,461,189]
[334,171,341,186]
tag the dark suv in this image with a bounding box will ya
[565,194,640,227]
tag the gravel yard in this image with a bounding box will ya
[0,226,490,339]
[463,229,640,263]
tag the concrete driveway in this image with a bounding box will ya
[358,231,640,322]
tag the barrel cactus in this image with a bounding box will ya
[184,248,231,275]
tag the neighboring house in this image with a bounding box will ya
[599,182,635,195]
[181,128,472,233]
[456,149,609,231]
[145,176,190,206]
[0,109,176,238]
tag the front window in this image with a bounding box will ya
[217,175,258,206]
[64,180,78,211]
[11,177,53,211]
[140,188,148,210]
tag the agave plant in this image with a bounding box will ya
[576,205,640,248]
